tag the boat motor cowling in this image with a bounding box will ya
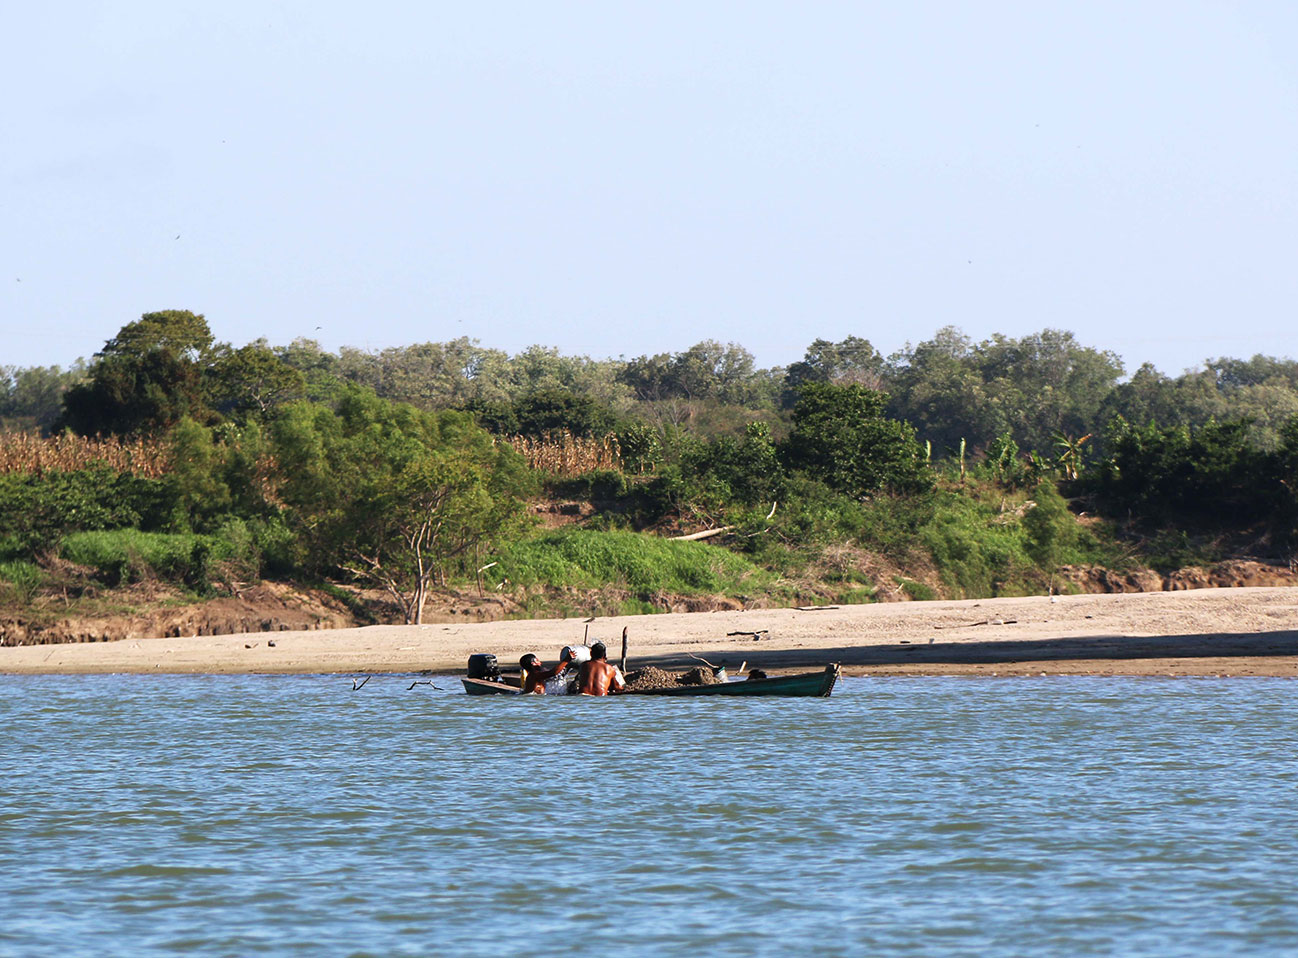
[467,653,501,681]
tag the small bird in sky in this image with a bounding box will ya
[175,235,180,240]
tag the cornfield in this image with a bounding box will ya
[0,432,172,478]
[506,432,623,476]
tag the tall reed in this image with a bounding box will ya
[0,432,171,477]
[505,432,622,476]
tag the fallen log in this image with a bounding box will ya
[669,526,735,542]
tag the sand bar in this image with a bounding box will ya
[3,586,1298,677]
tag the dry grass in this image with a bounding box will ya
[0,432,172,477]
[506,432,622,476]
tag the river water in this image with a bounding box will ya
[3,675,1297,957]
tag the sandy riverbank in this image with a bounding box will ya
[3,587,1297,677]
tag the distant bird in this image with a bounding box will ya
[175,235,180,240]
[315,325,322,330]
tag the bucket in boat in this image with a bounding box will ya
[561,644,591,666]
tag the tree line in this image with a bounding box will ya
[1,310,1296,620]
[8,317,1298,459]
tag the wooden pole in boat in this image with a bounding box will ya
[620,626,628,672]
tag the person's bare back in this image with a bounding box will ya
[577,642,625,695]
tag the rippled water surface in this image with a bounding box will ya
[3,675,1298,957]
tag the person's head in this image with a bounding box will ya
[520,653,540,672]
[590,642,607,661]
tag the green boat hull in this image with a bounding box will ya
[462,664,840,698]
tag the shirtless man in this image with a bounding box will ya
[519,652,570,694]
[577,642,626,696]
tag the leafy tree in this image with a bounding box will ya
[1276,416,1298,547]
[886,327,1123,455]
[205,342,306,419]
[340,339,513,409]
[615,421,664,474]
[782,336,884,407]
[513,389,615,438]
[0,363,86,432]
[168,418,232,531]
[620,340,769,406]
[459,398,520,435]
[271,388,532,622]
[683,421,784,506]
[61,311,216,436]
[781,383,931,497]
[276,338,346,403]
[983,431,1025,486]
[1088,417,1270,526]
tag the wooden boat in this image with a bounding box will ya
[461,664,840,698]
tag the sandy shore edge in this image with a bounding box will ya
[3,587,1297,677]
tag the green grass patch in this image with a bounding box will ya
[896,578,936,601]
[487,528,772,601]
[835,585,876,605]
[0,560,46,603]
[61,529,240,592]
[915,480,1116,598]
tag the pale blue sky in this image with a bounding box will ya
[3,1,1295,374]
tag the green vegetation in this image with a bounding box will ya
[0,560,46,603]
[2,310,1297,628]
[486,529,774,613]
[62,530,224,591]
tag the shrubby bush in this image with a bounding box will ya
[0,467,177,560]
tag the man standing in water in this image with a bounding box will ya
[520,652,570,694]
[578,642,626,696]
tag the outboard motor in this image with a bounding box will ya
[467,653,501,681]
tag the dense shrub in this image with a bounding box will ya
[1087,418,1275,527]
[782,383,931,497]
[0,467,177,560]
[60,526,262,591]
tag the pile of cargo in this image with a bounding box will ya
[622,665,721,691]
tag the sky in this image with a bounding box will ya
[3,1,1296,376]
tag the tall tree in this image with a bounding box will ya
[0,363,86,432]
[781,382,931,497]
[61,311,215,436]
[271,387,531,623]
[205,342,306,418]
[782,336,884,407]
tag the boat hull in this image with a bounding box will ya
[462,676,523,695]
[627,664,840,698]
[461,664,840,698]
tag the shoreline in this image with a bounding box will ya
[2,586,1297,677]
